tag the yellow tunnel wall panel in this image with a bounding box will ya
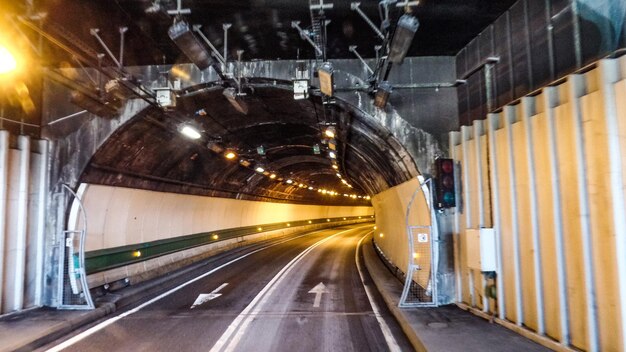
[78,184,374,252]
[450,58,626,351]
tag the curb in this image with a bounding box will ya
[360,235,427,352]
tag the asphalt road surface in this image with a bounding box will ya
[43,225,412,352]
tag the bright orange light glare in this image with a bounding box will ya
[0,46,17,74]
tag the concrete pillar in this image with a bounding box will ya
[0,131,8,313]
[567,74,599,352]
[503,105,524,326]
[521,96,545,335]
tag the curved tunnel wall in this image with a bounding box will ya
[75,184,373,252]
[371,179,432,289]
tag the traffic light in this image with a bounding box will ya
[435,158,456,208]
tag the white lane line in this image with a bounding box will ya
[210,225,372,352]
[356,232,402,352]
[45,229,334,352]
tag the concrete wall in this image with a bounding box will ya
[451,57,626,351]
[75,184,373,252]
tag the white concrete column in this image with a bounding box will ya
[449,131,462,303]
[543,86,570,346]
[521,96,545,335]
[503,105,524,326]
[487,113,505,320]
[461,125,475,308]
[598,58,626,349]
[0,131,9,313]
[13,136,31,311]
[567,74,599,352]
[34,140,49,306]
[473,120,489,312]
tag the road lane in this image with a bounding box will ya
[211,227,411,352]
[44,225,410,352]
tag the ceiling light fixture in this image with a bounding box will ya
[286,179,293,184]
[389,13,420,64]
[225,151,237,159]
[180,124,202,139]
[270,173,277,179]
[324,127,335,139]
[318,62,334,96]
[332,165,338,170]
[0,46,19,73]
[374,81,392,108]
[223,87,249,115]
[168,20,212,70]
[329,151,336,159]
[255,167,265,173]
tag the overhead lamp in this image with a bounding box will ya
[223,87,249,115]
[269,173,277,179]
[329,151,336,159]
[313,144,321,155]
[299,183,304,188]
[336,173,341,178]
[324,127,335,139]
[0,45,17,74]
[70,91,118,118]
[256,145,266,155]
[168,20,212,70]
[240,160,251,167]
[332,165,338,170]
[328,140,337,151]
[255,167,265,173]
[318,62,334,97]
[293,79,309,100]
[308,186,314,190]
[225,151,237,159]
[180,124,202,139]
[374,81,392,108]
[286,179,293,184]
[293,61,310,100]
[388,13,420,64]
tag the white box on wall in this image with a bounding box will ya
[465,228,497,272]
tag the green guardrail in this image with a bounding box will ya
[85,215,374,274]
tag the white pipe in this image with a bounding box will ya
[521,96,545,335]
[449,131,463,303]
[461,126,475,307]
[598,59,626,349]
[568,74,599,352]
[503,106,524,326]
[13,135,30,311]
[487,113,506,320]
[473,120,489,312]
[34,140,49,306]
[0,131,9,313]
[543,86,570,345]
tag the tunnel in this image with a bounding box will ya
[1,0,626,351]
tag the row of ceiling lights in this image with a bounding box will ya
[179,121,370,201]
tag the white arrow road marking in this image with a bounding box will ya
[191,283,229,309]
[308,282,329,308]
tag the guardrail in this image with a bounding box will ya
[85,215,374,274]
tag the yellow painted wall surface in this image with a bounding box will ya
[79,184,373,251]
[451,65,626,350]
[371,178,430,287]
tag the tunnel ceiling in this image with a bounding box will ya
[81,80,417,205]
[11,0,517,66]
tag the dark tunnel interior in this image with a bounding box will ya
[80,79,419,205]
